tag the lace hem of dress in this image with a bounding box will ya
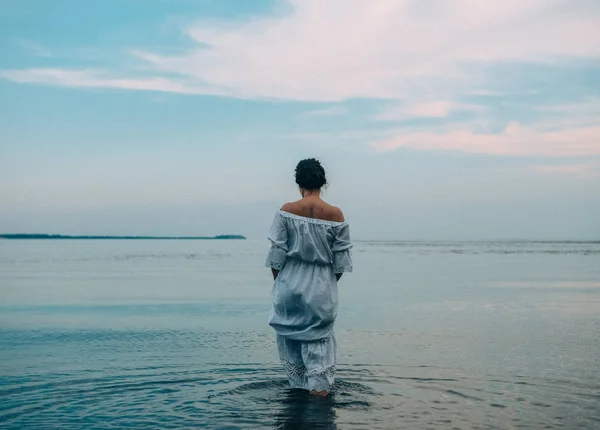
[281,359,336,392]
[305,364,336,379]
[307,365,336,392]
[281,359,305,377]
[265,260,285,270]
[334,265,353,274]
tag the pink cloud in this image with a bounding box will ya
[2,1,600,101]
[371,122,600,157]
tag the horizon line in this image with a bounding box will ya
[0,234,598,243]
[0,233,247,240]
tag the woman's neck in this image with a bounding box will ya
[301,189,321,199]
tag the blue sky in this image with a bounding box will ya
[1,0,599,239]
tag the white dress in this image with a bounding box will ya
[265,210,353,391]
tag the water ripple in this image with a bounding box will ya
[2,358,599,429]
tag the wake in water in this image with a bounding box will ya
[211,379,374,430]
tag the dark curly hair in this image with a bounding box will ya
[295,158,327,190]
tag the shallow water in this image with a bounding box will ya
[1,240,599,429]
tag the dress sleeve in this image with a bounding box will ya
[332,223,353,274]
[265,212,288,270]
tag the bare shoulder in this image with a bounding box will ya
[329,205,345,222]
[280,201,299,213]
[280,200,345,222]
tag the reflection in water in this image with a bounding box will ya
[218,380,374,429]
[216,380,340,429]
[275,389,337,430]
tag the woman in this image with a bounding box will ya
[265,158,353,396]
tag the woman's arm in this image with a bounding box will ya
[332,221,352,280]
[266,212,288,279]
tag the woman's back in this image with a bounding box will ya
[280,198,345,223]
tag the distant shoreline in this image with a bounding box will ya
[0,234,246,240]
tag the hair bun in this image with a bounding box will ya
[295,158,327,190]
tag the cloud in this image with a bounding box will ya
[529,98,600,129]
[376,101,483,120]
[371,122,600,157]
[0,68,224,95]
[2,0,599,101]
[131,0,600,101]
[303,106,348,117]
[536,98,600,113]
[13,39,53,58]
[529,163,599,175]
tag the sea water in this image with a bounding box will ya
[1,240,599,429]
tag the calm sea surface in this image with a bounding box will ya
[0,240,599,429]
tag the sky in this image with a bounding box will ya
[1,0,599,240]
